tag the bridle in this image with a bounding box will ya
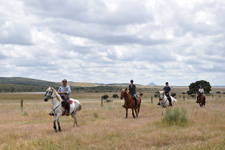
[159,92,167,106]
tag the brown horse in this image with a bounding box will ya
[197,92,205,107]
[120,88,141,118]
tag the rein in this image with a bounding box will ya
[160,94,168,107]
[47,89,62,114]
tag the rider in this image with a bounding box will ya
[196,86,205,103]
[128,79,138,108]
[158,82,172,106]
[58,79,71,116]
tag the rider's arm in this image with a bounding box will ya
[67,85,71,94]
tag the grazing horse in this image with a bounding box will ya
[44,87,82,132]
[197,92,205,107]
[159,91,177,115]
[120,88,141,118]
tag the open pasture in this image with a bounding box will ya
[0,92,225,150]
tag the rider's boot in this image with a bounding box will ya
[66,103,70,116]
[122,104,125,108]
[169,98,172,107]
[49,111,54,116]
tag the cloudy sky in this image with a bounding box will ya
[0,0,225,86]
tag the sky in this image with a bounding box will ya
[0,0,225,86]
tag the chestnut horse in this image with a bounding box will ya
[120,88,141,118]
[197,92,205,107]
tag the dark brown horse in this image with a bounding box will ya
[120,88,141,118]
[197,92,205,107]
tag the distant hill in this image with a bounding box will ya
[147,82,156,85]
[0,77,59,86]
[0,77,60,92]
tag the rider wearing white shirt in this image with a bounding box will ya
[197,86,205,103]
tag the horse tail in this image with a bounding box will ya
[78,104,82,111]
[172,97,177,104]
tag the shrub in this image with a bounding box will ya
[171,92,176,97]
[102,94,109,100]
[162,107,188,126]
[93,112,98,118]
[216,91,221,94]
[112,94,119,99]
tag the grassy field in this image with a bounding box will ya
[0,89,225,150]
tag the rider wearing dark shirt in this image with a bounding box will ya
[128,80,138,108]
[158,82,172,106]
[164,82,172,106]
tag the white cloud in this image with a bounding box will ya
[0,0,224,86]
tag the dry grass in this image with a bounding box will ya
[0,92,225,150]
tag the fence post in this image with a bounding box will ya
[183,95,185,101]
[101,98,103,107]
[20,100,23,112]
[151,97,153,104]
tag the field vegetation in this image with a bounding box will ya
[0,87,225,150]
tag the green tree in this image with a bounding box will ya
[187,80,211,95]
[112,94,119,99]
[139,92,143,97]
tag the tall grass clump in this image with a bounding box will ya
[162,107,188,126]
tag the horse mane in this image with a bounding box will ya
[52,88,62,102]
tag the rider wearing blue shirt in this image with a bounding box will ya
[58,79,71,116]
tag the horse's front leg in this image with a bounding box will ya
[53,113,61,132]
[53,120,57,132]
[132,108,135,118]
[161,106,163,116]
[134,108,138,118]
[57,120,61,132]
[126,108,128,119]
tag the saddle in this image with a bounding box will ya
[61,99,73,107]
[62,100,73,116]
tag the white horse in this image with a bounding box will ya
[44,87,82,132]
[159,90,177,115]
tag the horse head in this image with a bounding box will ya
[44,87,54,102]
[120,88,127,99]
[159,90,165,101]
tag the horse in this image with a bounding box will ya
[197,92,205,107]
[159,91,177,115]
[120,88,141,118]
[44,87,82,132]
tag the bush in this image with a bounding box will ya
[216,91,221,94]
[112,94,119,99]
[102,94,109,100]
[171,92,176,97]
[162,107,188,126]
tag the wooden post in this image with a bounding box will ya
[20,100,23,112]
[183,95,185,101]
[101,98,103,107]
[151,97,153,104]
